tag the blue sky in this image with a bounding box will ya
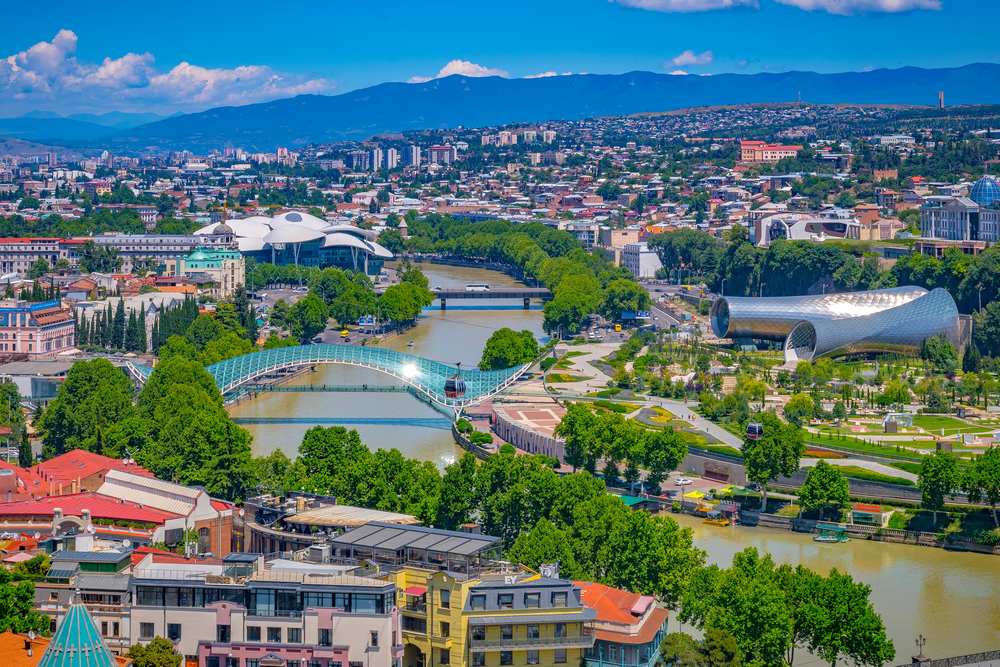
[1,0,996,116]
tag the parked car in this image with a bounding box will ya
[674,477,693,486]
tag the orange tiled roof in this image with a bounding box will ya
[574,580,668,645]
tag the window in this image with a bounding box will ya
[247,626,261,642]
[500,651,513,666]
[472,654,485,667]
[498,594,514,609]
[470,594,486,610]
[555,649,567,664]
[167,623,181,641]
[267,627,282,642]
[440,589,450,609]
[527,651,539,665]
[207,658,220,667]
[140,623,154,640]
[527,624,539,639]
[287,628,302,643]
[247,661,260,667]
[319,628,332,647]
[524,592,540,608]
[501,625,513,641]
[112,622,119,638]
[439,648,450,665]
[370,631,379,648]
[101,622,108,636]
[439,622,450,638]
[216,624,230,643]
[471,626,485,641]
[551,592,568,607]
[288,661,301,667]
[554,623,566,638]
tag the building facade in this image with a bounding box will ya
[621,243,662,279]
[0,299,75,357]
[739,140,802,163]
[920,195,1000,244]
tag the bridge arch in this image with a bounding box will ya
[128,344,529,409]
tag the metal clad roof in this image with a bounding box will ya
[451,538,495,555]
[353,526,405,548]
[330,523,382,545]
[427,536,471,553]
[377,530,422,550]
[406,533,453,550]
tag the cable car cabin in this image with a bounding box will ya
[444,373,467,399]
[746,422,763,441]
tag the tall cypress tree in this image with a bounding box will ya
[112,300,126,349]
[138,308,148,353]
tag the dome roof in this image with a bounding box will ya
[212,222,234,235]
[970,176,1000,207]
[263,225,325,245]
[188,249,210,261]
[322,232,394,259]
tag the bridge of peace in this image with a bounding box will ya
[127,343,533,409]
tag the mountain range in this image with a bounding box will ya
[5,63,1000,151]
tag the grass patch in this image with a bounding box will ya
[913,414,992,435]
[547,373,590,383]
[649,406,674,424]
[563,351,587,359]
[695,444,744,459]
[836,465,915,487]
[592,399,639,414]
[588,388,622,399]
[775,503,801,518]
[805,433,925,462]
[889,461,923,475]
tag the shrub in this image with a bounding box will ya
[469,431,494,445]
[499,443,516,455]
[455,418,473,434]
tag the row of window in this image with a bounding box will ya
[468,590,568,610]
[462,649,567,666]
[469,623,568,641]
[142,622,380,649]
[206,658,363,667]
[134,586,392,616]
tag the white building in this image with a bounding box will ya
[622,242,663,279]
[384,148,400,170]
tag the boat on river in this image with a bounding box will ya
[814,522,850,543]
[704,510,732,527]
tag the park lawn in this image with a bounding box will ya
[649,406,674,424]
[775,503,801,518]
[836,465,915,487]
[546,373,591,383]
[697,443,743,459]
[889,461,923,475]
[588,388,622,399]
[592,399,640,414]
[805,433,925,462]
[563,351,587,359]
[912,415,992,434]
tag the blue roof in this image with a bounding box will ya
[970,176,1000,207]
[38,603,117,667]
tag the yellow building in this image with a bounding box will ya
[327,522,595,667]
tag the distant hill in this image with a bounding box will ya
[1,62,993,151]
[0,117,112,143]
[68,111,168,129]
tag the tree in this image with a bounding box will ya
[919,451,959,524]
[878,379,911,409]
[921,335,958,376]
[963,446,1000,526]
[741,412,805,512]
[798,461,850,520]
[78,241,122,273]
[288,293,328,342]
[435,453,478,530]
[479,328,540,370]
[127,636,182,667]
[554,403,598,472]
[660,628,744,667]
[642,427,687,491]
[0,568,50,634]
[599,278,650,322]
[28,258,50,279]
[783,393,815,427]
[506,518,579,575]
[38,358,137,458]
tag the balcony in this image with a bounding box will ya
[469,634,595,652]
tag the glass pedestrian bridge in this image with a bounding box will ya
[126,344,530,409]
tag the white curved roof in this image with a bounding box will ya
[237,237,267,252]
[325,224,379,241]
[272,210,329,230]
[323,232,394,259]
[264,225,325,245]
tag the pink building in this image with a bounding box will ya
[0,299,75,357]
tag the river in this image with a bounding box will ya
[229,262,546,466]
[670,512,1000,663]
[231,262,1000,660]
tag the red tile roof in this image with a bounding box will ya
[32,450,153,486]
[0,461,47,500]
[0,491,179,524]
[574,580,668,645]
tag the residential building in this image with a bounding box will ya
[0,238,64,275]
[739,140,802,164]
[386,148,401,170]
[576,582,668,667]
[371,147,385,172]
[63,234,235,274]
[129,551,401,667]
[0,299,75,358]
[542,131,557,144]
[876,135,916,147]
[408,145,422,167]
[428,145,457,166]
[621,243,662,279]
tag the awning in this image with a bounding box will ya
[683,490,705,499]
[404,586,427,596]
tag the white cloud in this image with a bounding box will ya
[612,0,757,12]
[669,69,690,75]
[523,71,575,79]
[0,29,333,115]
[670,50,714,67]
[774,0,939,13]
[408,59,509,84]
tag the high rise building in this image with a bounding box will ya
[498,131,517,146]
[542,130,557,144]
[407,145,422,167]
[385,147,400,170]
[348,150,370,171]
[371,147,384,172]
[522,129,537,143]
[427,145,456,166]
